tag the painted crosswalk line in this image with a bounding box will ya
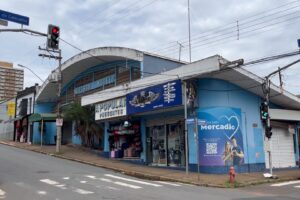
[114,181,142,189]
[0,189,6,199]
[40,179,67,190]
[85,175,143,189]
[155,181,181,187]
[271,180,300,187]
[105,174,162,187]
[73,188,94,195]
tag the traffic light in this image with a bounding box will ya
[265,126,272,139]
[47,24,60,49]
[260,101,269,121]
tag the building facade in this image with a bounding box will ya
[82,55,300,173]
[0,61,24,101]
[34,47,185,147]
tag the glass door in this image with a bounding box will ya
[151,125,167,166]
[167,123,185,167]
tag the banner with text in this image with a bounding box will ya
[95,97,126,120]
[198,107,244,166]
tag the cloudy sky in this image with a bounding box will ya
[0,0,300,94]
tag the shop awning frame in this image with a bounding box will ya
[28,113,57,122]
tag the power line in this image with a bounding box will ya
[150,0,300,54]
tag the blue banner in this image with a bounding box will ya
[126,80,182,115]
[198,107,244,166]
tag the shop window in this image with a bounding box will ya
[108,121,141,159]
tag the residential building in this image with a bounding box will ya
[0,61,24,102]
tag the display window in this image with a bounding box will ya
[108,121,142,159]
[146,121,185,167]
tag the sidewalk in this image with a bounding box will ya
[1,140,299,188]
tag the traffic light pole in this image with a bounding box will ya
[263,58,300,177]
[263,78,273,176]
[56,49,62,153]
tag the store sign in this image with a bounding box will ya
[95,97,126,120]
[126,80,182,115]
[6,102,15,117]
[198,107,244,166]
[74,74,116,95]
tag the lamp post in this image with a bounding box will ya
[17,64,44,83]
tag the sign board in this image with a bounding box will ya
[95,97,126,120]
[56,118,63,127]
[198,107,244,166]
[0,10,29,25]
[298,39,300,48]
[126,80,182,115]
[0,19,8,26]
[6,102,15,117]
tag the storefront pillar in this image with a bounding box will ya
[104,122,109,152]
[140,118,146,162]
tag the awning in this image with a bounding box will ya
[28,113,57,122]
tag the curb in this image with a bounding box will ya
[0,141,298,188]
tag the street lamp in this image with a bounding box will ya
[17,64,44,83]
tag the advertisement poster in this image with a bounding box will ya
[126,80,182,115]
[198,107,244,166]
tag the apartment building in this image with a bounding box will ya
[0,61,24,101]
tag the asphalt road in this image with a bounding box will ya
[0,144,299,200]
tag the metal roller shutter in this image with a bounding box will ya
[265,122,296,168]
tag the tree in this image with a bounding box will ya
[62,102,102,148]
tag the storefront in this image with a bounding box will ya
[146,116,185,167]
[126,79,185,167]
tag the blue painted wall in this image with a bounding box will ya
[143,55,183,78]
[188,78,266,173]
[72,121,82,145]
[32,103,56,145]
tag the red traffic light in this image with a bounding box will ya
[52,27,59,34]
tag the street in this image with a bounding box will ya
[0,144,299,200]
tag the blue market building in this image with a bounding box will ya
[33,47,185,146]
[82,55,300,173]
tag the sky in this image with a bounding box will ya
[0,0,300,94]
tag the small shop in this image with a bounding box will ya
[108,120,142,159]
[126,79,185,167]
[146,116,185,167]
[95,97,143,160]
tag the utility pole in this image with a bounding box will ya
[187,0,192,63]
[39,47,63,153]
[177,41,184,61]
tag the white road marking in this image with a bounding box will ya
[56,184,67,189]
[63,177,70,180]
[294,185,300,188]
[80,181,87,184]
[114,181,142,189]
[0,189,6,198]
[40,179,60,185]
[105,174,162,187]
[100,178,112,183]
[73,188,94,195]
[155,181,181,187]
[37,191,47,195]
[271,180,300,187]
[85,175,96,179]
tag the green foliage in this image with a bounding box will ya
[62,102,103,148]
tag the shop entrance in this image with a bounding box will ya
[146,121,185,167]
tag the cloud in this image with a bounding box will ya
[0,0,300,94]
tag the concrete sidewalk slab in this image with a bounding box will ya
[1,140,299,188]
